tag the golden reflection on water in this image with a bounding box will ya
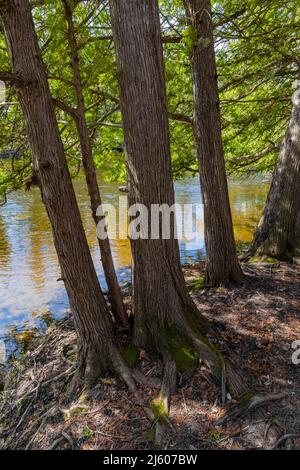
[230,182,269,243]
[28,193,53,291]
[0,214,10,270]
[0,175,269,362]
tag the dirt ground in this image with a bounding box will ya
[0,260,299,450]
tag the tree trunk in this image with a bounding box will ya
[184,0,244,286]
[251,101,300,259]
[108,1,247,403]
[62,0,128,328]
[0,0,116,382]
[109,0,210,352]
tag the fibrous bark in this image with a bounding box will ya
[184,0,244,286]
[110,0,209,348]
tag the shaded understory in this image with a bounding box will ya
[0,261,299,450]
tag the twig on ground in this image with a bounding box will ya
[268,433,300,450]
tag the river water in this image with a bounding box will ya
[0,175,268,362]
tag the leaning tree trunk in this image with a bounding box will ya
[184,0,244,286]
[63,0,128,328]
[251,100,300,259]
[0,0,118,383]
[109,0,246,401]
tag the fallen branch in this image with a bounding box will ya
[25,418,47,450]
[268,433,300,450]
[216,392,288,426]
[14,366,76,408]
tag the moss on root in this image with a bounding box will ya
[173,345,197,373]
[149,397,168,423]
[250,250,295,263]
[165,323,224,380]
[78,388,90,404]
[249,256,278,264]
[122,344,139,368]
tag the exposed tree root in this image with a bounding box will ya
[239,250,254,262]
[216,392,288,426]
[132,370,161,389]
[64,317,285,449]
[65,346,157,422]
[111,347,155,422]
[1,318,289,450]
[154,355,177,446]
[65,369,83,402]
[183,324,247,400]
[268,433,300,450]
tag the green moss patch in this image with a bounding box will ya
[82,426,94,439]
[122,344,139,368]
[61,403,89,421]
[174,345,197,373]
[149,397,168,422]
[249,256,277,264]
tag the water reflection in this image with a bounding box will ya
[0,214,10,270]
[0,175,268,362]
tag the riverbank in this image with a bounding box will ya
[0,176,269,338]
[0,260,299,450]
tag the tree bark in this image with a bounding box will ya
[251,101,300,259]
[62,0,128,328]
[109,0,211,354]
[184,0,244,286]
[0,0,116,382]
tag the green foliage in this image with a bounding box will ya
[0,0,298,199]
[189,274,206,292]
[181,25,197,51]
[0,154,31,204]
[216,0,298,174]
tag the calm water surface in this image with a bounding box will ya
[0,176,268,362]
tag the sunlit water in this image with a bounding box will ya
[0,175,269,362]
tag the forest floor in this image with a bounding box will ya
[0,260,299,450]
